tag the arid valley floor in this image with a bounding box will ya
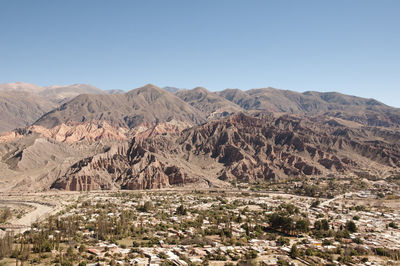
[1,177,400,265]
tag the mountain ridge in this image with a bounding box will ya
[0,81,400,192]
[32,83,400,131]
[34,84,206,129]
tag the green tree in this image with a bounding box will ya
[0,207,11,223]
[290,244,299,259]
[345,220,357,233]
[276,237,290,246]
[138,201,154,212]
[389,222,398,229]
[176,204,187,215]
[79,244,87,253]
[310,199,320,208]
[321,219,330,231]
[295,218,310,233]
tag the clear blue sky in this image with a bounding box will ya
[0,0,399,107]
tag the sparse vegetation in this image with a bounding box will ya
[0,188,399,265]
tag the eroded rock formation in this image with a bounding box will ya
[49,113,400,191]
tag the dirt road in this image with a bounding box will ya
[12,202,53,226]
[0,200,56,233]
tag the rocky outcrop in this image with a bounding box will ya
[51,136,198,191]
[121,137,198,189]
[28,121,128,143]
[50,113,400,191]
[0,131,22,143]
[51,144,130,191]
[0,119,192,145]
[132,120,192,139]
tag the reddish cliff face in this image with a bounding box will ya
[174,114,336,182]
[121,138,199,189]
[50,144,130,191]
[49,113,400,191]
[28,121,128,143]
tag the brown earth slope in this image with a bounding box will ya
[0,82,107,132]
[0,91,56,132]
[34,84,206,129]
[175,87,244,119]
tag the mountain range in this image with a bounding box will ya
[0,82,399,192]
